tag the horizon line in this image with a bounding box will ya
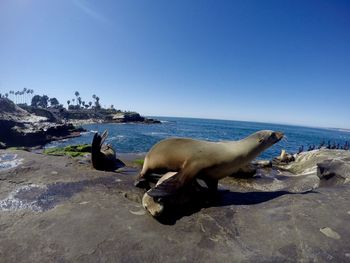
[148,114,350,132]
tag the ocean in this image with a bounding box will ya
[47,117,350,160]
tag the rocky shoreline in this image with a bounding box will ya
[0,148,349,262]
[0,98,84,148]
[0,98,160,148]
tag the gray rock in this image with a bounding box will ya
[317,158,350,186]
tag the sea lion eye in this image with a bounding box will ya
[258,136,264,143]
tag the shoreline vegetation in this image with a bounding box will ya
[0,90,160,148]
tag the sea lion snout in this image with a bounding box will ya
[273,131,284,142]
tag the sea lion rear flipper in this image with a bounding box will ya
[147,171,186,198]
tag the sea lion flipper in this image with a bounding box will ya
[101,130,108,146]
[147,171,186,198]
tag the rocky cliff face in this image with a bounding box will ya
[0,98,83,147]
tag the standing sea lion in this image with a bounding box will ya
[135,130,284,198]
[91,130,125,171]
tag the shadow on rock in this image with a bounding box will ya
[155,189,315,225]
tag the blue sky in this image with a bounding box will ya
[0,0,349,128]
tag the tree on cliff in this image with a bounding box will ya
[94,96,101,109]
[74,91,80,106]
[31,95,49,108]
[49,97,60,108]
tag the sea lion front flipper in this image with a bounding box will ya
[147,170,188,198]
[100,130,108,146]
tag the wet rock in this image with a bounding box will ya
[0,153,23,172]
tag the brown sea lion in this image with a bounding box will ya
[135,130,284,198]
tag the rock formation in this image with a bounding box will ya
[0,98,83,147]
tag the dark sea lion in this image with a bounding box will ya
[135,130,284,198]
[91,130,125,171]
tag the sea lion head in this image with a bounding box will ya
[245,130,284,157]
[142,192,164,217]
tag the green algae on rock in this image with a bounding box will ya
[44,144,91,157]
[133,159,144,166]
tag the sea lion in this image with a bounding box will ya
[135,130,284,198]
[142,172,177,217]
[91,130,125,171]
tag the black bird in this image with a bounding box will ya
[91,130,125,171]
[318,140,325,149]
[298,145,304,154]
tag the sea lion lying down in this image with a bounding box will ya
[136,130,284,216]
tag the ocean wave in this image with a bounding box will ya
[108,135,125,140]
[144,132,167,136]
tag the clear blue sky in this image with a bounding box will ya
[0,0,349,128]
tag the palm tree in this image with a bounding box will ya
[94,96,101,109]
[88,101,92,108]
[19,91,24,104]
[9,91,14,101]
[67,100,71,109]
[30,89,34,103]
[23,88,27,104]
[15,91,19,104]
[74,91,80,105]
[26,89,31,104]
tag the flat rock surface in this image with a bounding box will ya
[0,149,350,262]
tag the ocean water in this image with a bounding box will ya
[47,117,350,160]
